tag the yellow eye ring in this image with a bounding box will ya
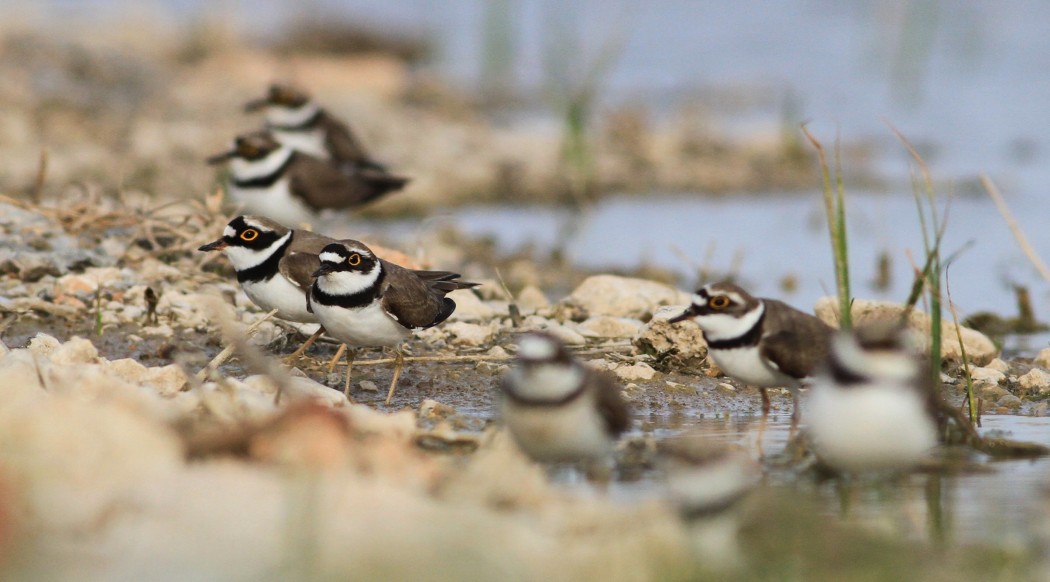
[709,296,730,309]
[240,229,259,241]
[347,253,362,266]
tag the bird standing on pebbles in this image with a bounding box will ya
[308,240,477,404]
[198,215,336,361]
[500,332,631,464]
[670,282,833,423]
[807,323,939,473]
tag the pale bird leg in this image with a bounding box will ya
[760,387,771,416]
[384,346,405,406]
[282,327,325,363]
[327,343,347,373]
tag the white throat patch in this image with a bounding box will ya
[223,231,290,271]
[266,103,320,128]
[316,263,382,297]
[518,335,558,361]
[229,147,294,182]
[696,302,765,342]
[833,335,917,383]
[508,363,586,402]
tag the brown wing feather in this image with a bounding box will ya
[278,252,321,290]
[590,370,631,436]
[320,112,371,164]
[378,261,459,329]
[287,154,366,209]
[759,300,834,379]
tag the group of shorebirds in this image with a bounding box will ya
[200,84,946,516]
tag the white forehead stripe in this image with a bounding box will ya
[519,336,557,360]
[223,225,236,237]
[319,251,343,263]
[724,292,746,304]
[243,217,267,230]
[691,293,705,305]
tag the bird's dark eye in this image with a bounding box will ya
[709,295,730,309]
[347,253,362,266]
[240,229,259,241]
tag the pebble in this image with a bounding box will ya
[996,394,1023,411]
[419,399,456,420]
[578,316,643,339]
[516,286,550,312]
[969,366,1006,386]
[444,321,497,347]
[978,384,1008,401]
[359,380,379,392]
[447,289,497,322]
[1018,368,1050,394]
[1035,347,1050,369]
[985,358,1011,373]
[633,306,707,368]
[612,362,657,382]
[566,275,688,319]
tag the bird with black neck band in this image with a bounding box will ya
[308,240,478,404]
[198,215,343,362]
[207,130,407,226]
[499,332,631,464]
[808,322,940,473]
[670,281,833,424]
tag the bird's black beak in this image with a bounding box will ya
[206,150,236,165]
[198,238,228,252]
[668,305,698,324]
[243,97,269,112]
[312,264,335,278]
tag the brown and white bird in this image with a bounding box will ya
[670,282,833,422]
[198,215,334,359]
[207,131,407,225]
[308,240,477,404]
[243,83,384,172]
[807,323,939,473]
[660,436,760,571]
[499,332,631,463]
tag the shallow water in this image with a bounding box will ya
[350,191,1050,356]
[622,412,1050,547]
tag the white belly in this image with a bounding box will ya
[272,128,329,160]
[228,178,315,226]
[501,394,613,462]
[243,275,314,323]
[311,300,411,347]
[807,380,937,472]
[709,346,797,388]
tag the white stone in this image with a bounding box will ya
[444,321,497,347]
[566,275,689,319]
[447,289,496,322]
[0,397,182,532]
[51,337,100,365]
[985,358,1011,373]
[969,366,1006,386]
[1034,347,1050,369]
[141,364,189,397]
[516,286,550,312]
[813,297,998,365]
[27,333,61,357]
[1019,368,1050,394]
[578,316,643,339]
[612,362,657,382]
